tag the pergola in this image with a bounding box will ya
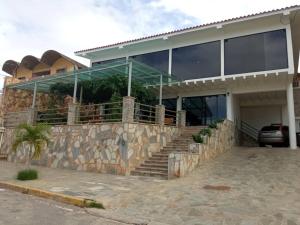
[5,59,178,107]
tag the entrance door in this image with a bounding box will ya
[182,95,226,126]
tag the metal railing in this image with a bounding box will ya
[3,110,29,127]
[36,106,68,125]
[164,109,177,126]
[76,102,122,124]
[134,103,156,124]
[240,120,259,140]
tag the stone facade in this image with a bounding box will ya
[4,122,179,175]
[168,120,235,178]
[2,88,49,114]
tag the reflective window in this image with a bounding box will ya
[92,58,126,67]
[225,29,288,75]
[162,98,177,111]
[172,41,221,80]
[182,95,226,126]
[130,50,169,73]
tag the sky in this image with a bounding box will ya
[0,0,299,87]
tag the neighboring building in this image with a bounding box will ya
[1,50,86,113]
[2,50,86,84]
[75,5,300,149]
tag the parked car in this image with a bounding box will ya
[258,124,289,147]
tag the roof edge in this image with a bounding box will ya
[75,5,300,55]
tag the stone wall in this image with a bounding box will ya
[168,120,235,179]
[2,88,48,113]
[4,123,179,175]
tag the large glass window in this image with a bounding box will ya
[162,98,177,111]
[92,57,126,67]
[182,95,226,126]
[225,29,288,75]
[172,41,221,80]
[130,50,169,73]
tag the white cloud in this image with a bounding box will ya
[151,0,299,23]
[0,0,298,87]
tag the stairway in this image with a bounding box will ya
[131,126,205,179]
[0,154,8,161]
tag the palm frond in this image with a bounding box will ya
[13,123,51,160]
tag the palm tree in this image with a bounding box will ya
[12,123,51,168]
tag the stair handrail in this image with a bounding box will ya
[240,121,259,140]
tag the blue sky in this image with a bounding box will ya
[0,0,299,85]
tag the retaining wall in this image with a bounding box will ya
[3,123,179,175]
[168,120,235,178]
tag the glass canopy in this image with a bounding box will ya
[6,59,178,92]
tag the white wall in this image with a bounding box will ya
[240,105,287,130]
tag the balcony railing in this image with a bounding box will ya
[2,97,185,127]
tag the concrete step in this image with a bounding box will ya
[131,170,168,178]
[144,159,169,164]
[135,166,168,173]
[141,163,168,169]
[0,154,8,160]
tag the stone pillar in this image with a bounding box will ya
[67,103,79,125]
[27,107,37,125]
[122,96,135,123]
[177,110,186,127]
[287,82,297,149]
[155,105,165,125]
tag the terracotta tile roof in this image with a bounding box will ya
[75,5,300,54]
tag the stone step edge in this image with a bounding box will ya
[131,170,168,176]
[0,181,103,208]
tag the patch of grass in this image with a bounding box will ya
[85,200,105,209]
[17,169,38,181]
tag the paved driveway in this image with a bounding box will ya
[1,147,300,225]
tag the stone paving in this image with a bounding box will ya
[1,147,300,225]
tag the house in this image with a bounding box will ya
[75,5,300,149]
[1,50,86,113]
[2,50,86,84]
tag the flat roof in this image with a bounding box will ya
[75,5,300,55]
[6,59,177,92]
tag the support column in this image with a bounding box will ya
[159,73,163,105]
[155,105,165,125]
[176,95,182,111]
[127,62,132,96]
[177,110,186,127]
[67,103,79,125]
[226,91,234,121]
[27,107,37,125]
[73,73,78,104]
[32,82,37,108]
[122,96,135,123]
[287,82,297,149]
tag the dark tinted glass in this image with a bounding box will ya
[225,29,288,75]
[182,94,226,126]
[92,57,126,66]
[130,50,169,73]
[172,41,221,80]
[261,126,281,131]
[162,98,177,111]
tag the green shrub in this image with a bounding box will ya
[192,134,203,143]
[216,119,224,124]
[17,169,38,181]
[200,128,212,137]
[208,122,218,129]
[85,200,105,209]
